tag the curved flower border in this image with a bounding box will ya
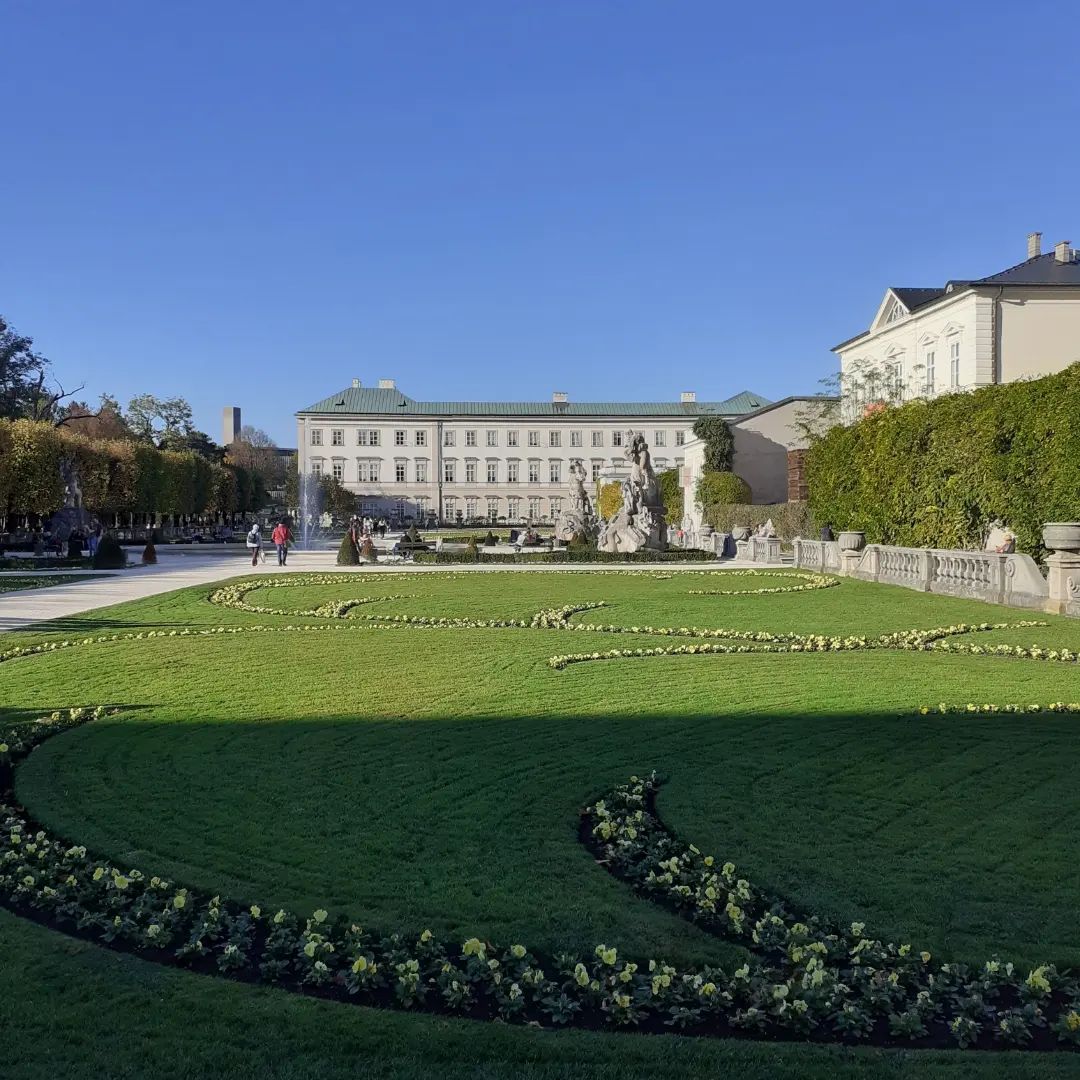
[3,710,1080,1050]
[687,570,838,596]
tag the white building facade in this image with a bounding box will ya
[295,381,770,524]
[834,233,1080,419]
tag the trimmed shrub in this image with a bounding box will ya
[92,534,126,569]
[657,468,684,525]
[414,549,715,565]
[597,482,622,520]
[695,471,751,508]
[141,540,157,565]
[336,533,360,566]
[702,501,817,540]
[806,362,1080,555]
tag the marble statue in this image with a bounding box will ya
[596,432,667,553]
[554,458,598,542]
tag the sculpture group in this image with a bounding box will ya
[596,432,667,553]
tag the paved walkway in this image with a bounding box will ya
[0,550,765,634]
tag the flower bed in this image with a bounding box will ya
[3,710,1080,1050]
[687,570,837,596]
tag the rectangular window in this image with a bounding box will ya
[486,430,498,447]
[415,430,427,447]
[654,431,666,447]
[444,462,456,483]
[395,462,406,483]
[612,431,623,447]
[591,431,603,447]
[415,460,428,483]
[570,430,582,447]
[925,350,936,393]
[394,429,406,446]
[311,461,323,476]
[528,497,541,521]
[550,497,562,518]
[356,429,380,446]
[549,430,561,447]
[591,463,601,481]
[465,461,477,483]
[486,462,498,483]
[465,497,478,519]
[444,430,456,447]
[549,461,561,484]
[528,461,540,483]
[415,496,429,517]
[507,497,520,519]
[465,430,477,447]
[331,429,344,446]
[332,462,344,481]
[487,497,498,521]
[527,430,539,447]
[950,340,960,387]
[311,429,323,446]
[443,497,456,520]
[507,430,519,447]
[355,461,380,483]
[507,462,519,484]
[675,430,685,446]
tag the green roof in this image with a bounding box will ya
[297,386,771,418]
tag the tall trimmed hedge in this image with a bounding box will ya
[806,362,1080,556]
[0,420,265,525]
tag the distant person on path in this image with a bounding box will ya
[246,523,264,566]
[271,521,290,566]
[88,525,102,557]
[377,517,387,538]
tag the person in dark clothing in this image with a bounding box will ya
[820,523,835,542]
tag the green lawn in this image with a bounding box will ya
[3,568,1080,1079]
[0,573,98,593]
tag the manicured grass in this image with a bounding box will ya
[0,574,98,593]
[3,568,1080,1078]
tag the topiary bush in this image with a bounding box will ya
[141,540,157,565]
[92,534,126,569]
[597,482,622,520]
[336,533,359,566]
[806,362,1080,556]
[695,471,751,508]
[657,468,684,525]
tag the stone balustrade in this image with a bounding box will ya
[792,537,1062,614]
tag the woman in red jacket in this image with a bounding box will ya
[271,521,291,566]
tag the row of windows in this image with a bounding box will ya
[310,459,642,484]
[885,339,963,394]
[310,427,685,448]
[351,495,564,524]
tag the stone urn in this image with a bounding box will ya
[837,530,866,553]
[731,526,751,542]
[1043,523,1080,554]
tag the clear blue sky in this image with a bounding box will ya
[3,1,1078,445]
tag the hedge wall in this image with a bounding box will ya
[702,501,817,540]
[0,419,264,525]
[414,549,716,565]
[806,362,1080,556]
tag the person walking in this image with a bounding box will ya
[246,522,264,566]
[271,520,290,566]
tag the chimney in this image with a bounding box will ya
[378,379,396,389]
[351,378,361,388]
[680,391,696,403]
[1027,232,1042,259]
[1054,240,1074,264]
[221,406,240,446]
[552,391,568,403]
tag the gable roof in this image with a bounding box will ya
[892,287,947,313]
[297,386,771,418]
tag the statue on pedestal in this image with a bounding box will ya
[554,459,598,543]
[596,432,667,554]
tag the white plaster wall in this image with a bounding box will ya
[998,289,1080,381]
[730,400,810,504]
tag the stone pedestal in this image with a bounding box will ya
[1045,552,1080,616]
[839,550,862,576]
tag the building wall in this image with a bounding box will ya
[730,400,811,505]
[295,414,692,522]
[837,292,983,411]
[998,288,1080,382]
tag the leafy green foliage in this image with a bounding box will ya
[695,471,751,509]
[702,501,817,539]
[691,415,734,472]
[597,482,621,520]
[657,468,683,525]
[806,363,1080,555]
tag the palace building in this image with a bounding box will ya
[295,380,771,524]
